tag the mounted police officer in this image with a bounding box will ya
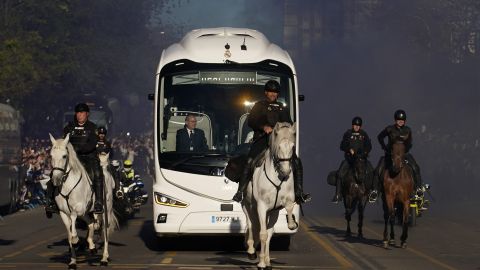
[96,126,112,156]
[376,109,423,194]
[45,103,105,217]
[232,80,311,204]
[332,117,377,203]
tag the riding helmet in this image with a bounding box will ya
[264,80,281,93]
[394,109,407,121]
[74,103,90,113]
[351,116,363,126]
[111,160,120,167]
[97,126,107,135]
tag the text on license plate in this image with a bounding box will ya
[211,216,240,223]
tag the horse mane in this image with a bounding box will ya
[65,142,85,174]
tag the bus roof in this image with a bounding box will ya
[158,27,295,73]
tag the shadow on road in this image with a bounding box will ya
[139,220,291,253]
[0,239,16,245]
[309,225,384,248]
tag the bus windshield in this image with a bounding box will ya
[158,66,295,174]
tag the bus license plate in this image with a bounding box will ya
[211,216,239,223]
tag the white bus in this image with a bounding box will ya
[150,28,302,240]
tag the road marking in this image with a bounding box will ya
[308,217,381,270]
[160,251,176,264]
[362,226,458,270]
[300,218,352,269]
[178,267,213,270]
[3,235,61,258]
[161,257,173,264]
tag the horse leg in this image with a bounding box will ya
[285,201,298,230]
[357,199,366,239]
[387,197,396,246]
[59,212,77,269]
[264,211,279,270]
[242,204,257,260]
[382,197,389,248]
[400,200,410,248]
[70,213,79,246]
[87,222,97,255]
[344,198,352,237]
[256,203,268,269]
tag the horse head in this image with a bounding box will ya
[99,152,110,168]
[269,122,296,181]
[353,154,367,183]
[49,133,71,187]
[391,141,406,174]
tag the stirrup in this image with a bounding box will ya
[297,193,311,204]
[368,191,378,203]
[331,194,341,204]
[94,202,104,214]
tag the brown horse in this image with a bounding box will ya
[381,141,414,248]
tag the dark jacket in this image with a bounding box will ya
[340,129,372,158]
[248,100,292,141]
[96,138,112,155]
[377,125,412,153]
[176,127,208,152]
[63,120,98,157]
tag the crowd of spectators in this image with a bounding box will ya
[15,133,154,211]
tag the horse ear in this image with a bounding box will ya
[273,122,280,130]
[49,133,56,146]
[63,133,70,146]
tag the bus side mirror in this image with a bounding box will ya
[148,93,154,100]
[299,95,305,102]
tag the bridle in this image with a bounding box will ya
[51,148,71,185]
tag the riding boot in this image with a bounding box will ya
[94,178,104,214]
[406,154,423,195]
[232,158,253,202]
[45,180,58,218]
[331,176,342,203]
[293,157,311,204]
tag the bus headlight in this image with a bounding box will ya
[154,192,188,208]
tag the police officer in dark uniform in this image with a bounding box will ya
[332,117,377,203]
[45,103,104,217]
[96,126,112,156]
[376,109,423,193]
[232,80,311,204]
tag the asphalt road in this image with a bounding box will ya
[1,179,479,270]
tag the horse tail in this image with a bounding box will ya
[107,206,119,234]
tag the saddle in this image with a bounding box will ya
[225,150,267,183]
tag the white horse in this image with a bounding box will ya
[242,122,299,270]
[49,134,118,269]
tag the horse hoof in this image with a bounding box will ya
[389,239,396,246]
[401,242,407,249]
[89,248,97,255]
[358,233,364,239]
[248,253,257,260]
[383,241,388,249]
[100,261,108,267]
[68,263,77,270]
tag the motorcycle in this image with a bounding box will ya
[408,184,431,226]
[116,175,148,214]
